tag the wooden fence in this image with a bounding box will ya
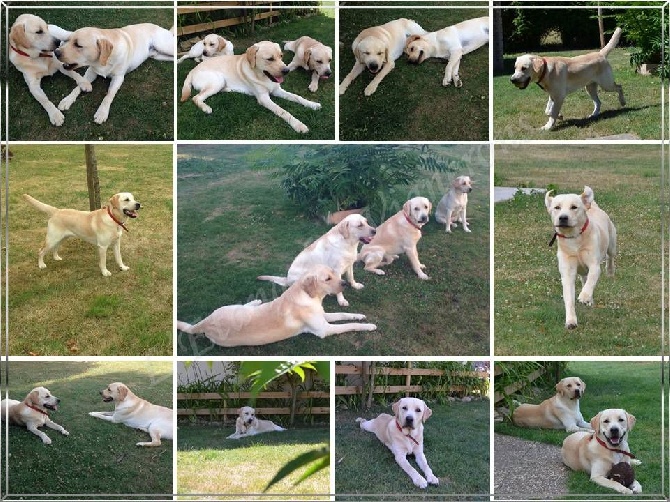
[335,363,488,408]
[177,2,280,37]
[177,390,329,424]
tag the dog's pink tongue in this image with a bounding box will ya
[276,76,284,84]
[320,75,330,80]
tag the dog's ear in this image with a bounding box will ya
[9,22,30,49]
[26,389,40,406]
[302,275,319,298]
[326,45,333,60]
[407,34,422,45]
[403,199,411,215]
[581,186,594,210]
[246,44,258,68]
[339,220,351,240]
[589,412,601,432]
[555,380,565,397]
[579,378,586,393]
[353,45,361,63]
[384,46,389,64]
[626,412,636,431]
[303,48,312,66]
[531,56,545,76]
[97,38,114,66]
[391,400,400,418]
[108,193,120,211]
[422,404,433,423]
[544,190,554,213]
[217,36,227,52]
[117,384,128,402]
[427,200,433,214]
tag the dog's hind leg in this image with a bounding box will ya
[38,227,66,268]
[443,50,463,87]
[585,82,601,118]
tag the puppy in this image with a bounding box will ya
[9,14,91,126]
[177,34,234,63]
[562,409,642,494]
[510,28,625,130]
[54,23,174,124]
[89,382,173,447]
[435,175,472,233]
[359,197,432,279]
[181,41,321,133]
[284,36,333,92]
[545,186,616,329]
[339,18,426,96]
[257,214,376,306]
[0,387,69,444]
[404,16,489,87]
[227,406,286,439]
[512,376,592,432]
[24,192,141,277]
[356,397,438,489]
[177,265,377,347]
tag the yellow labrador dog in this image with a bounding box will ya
[24,192,141,277]
[181,41,321,133]
[339,18,425,96]
[1,387,69,445]
[359,197,432,280]
[54,23,174,124]
[227,406,286,439]
[9,14,91,126]
[177,265,376,346]
[512,376,592,432]
[284,36,332,92]
[545,186,616,329]
[89,382,173,447]
[257,214,376,306]
[404,16,489,87]
[435,175,472,233]
[177,34,233,63]
[562,409,642,494]
[356,397,438,489]
[510,28,625,130]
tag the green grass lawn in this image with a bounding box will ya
[177,14,335,140]
[336,400,489,498]
[176,144,489,357]
[177,424,329,499]
[339,5,489,141]
[495,361,663,497]
[5,7,174,141]
[494,144,661,356]
[493,49,662,139]
[0,361,173,497]
[8,145,173,356]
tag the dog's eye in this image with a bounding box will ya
[415,408,421,413]
[604,419,610,424]
[36,29,44,34]
[74,41,83,49]
[316,60,323,64]
[571,205,578,210]
[267,57,275,62]
[377,52,383,56]
[554,205,560,210]
[618,418,625,422]
[410,47,415,52]
[402,405,407,410]
[325,276,331,281]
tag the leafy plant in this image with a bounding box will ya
[616,8,669,78]
[271,145,464,221]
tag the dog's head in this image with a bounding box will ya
[10,14,59,56]
[305,42,332,79]
[392,397,432,430]
[245,41,289,84]
[203,34,228,57]
[239,406,258,427]
[404,34,430,64]
[300,264,346,299]
[54,27,113,70]
[510,54,544,89]
[452,176,473,194]
[354,35,388,74]
[100,382,131,404]
[545,186,593,235]
[403,196,432,228]
[556,376,585,400]
[25,386,60,412]
[338,214,376,244]
[590,408,636,448]
[108,192,141,220]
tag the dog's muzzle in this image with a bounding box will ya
[367,62,380,73]
[510,75,530,89]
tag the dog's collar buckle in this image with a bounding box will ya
[395,419,419,445]
[403,212,422,232]
[25,403,49,416]
[535,57,549,90]
[591,434,636,459]
[107,206,129,232]
[11,45,52,58]
[549,218,589,247]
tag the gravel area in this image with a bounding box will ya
[494,433,570,500]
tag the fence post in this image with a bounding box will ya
[405,362,412,397]
[366,362,375,409]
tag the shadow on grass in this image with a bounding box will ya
[178,424,329,451]
[552,104,661,131]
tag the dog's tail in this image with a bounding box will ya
[600,27,622,57]
[180,70,194,102]
[257,275,292,286]
[23,194,58,216]
[176,320,199,334]
[283,40,297,52]
[275,424,287,431]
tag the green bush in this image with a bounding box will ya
[616,8,669,77]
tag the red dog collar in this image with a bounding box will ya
[395,419,419,445]
[590,434,636,459]
[549,218,589,247]
[535,57,549,89]
[107,206,129,232]
[25,403,49,415]
[404,212,422,231]
[11,45,52,58]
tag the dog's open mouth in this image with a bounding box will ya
[367,67,381,74]
[607,434,623,446]
[359,236,373,244]
[102,396,114,403]
[320,74,330,80]
[62,63,79,71]
[512,78,530,90]
[123,209,138,219]
[44,403,58,411]
[263,71,284,84]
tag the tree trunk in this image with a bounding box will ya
[493,4,504,75]
[85,145,101,210]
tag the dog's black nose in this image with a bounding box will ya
[54,48,62,58]
[405,416,414,424]
[56,398,61,403]
[371,228,376,235]
[419,216,428,223]
[324,69,332,76]
[369,62,378,71]
[99,390,103,396]
[135,202,141,209]
[281,67,290,75]
[340,280,347,288]
[559,215,569,222]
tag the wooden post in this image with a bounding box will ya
[85,145,101,211]
[493,3,504,75]
[598,5,605,48]
[405,362,412,397]
[366,362,375,409]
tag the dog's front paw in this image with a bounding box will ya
[364,83,378,96]
[442,78,451,87]
[565,321,578,329]
[464,227,472,233]
[577,292,593,306]
[308,82,318,93]
[42,436,52,445]
[351,282,364,290]
[453,76,462,88]
[631,481,642,493]
[426,474,439,485]
[94,107,109,124]
[61,429,69,436]
[412,475,428,489]
[418,272,430,280]
[370,269,385,275]
[48,108,65,126]
[101,269,112,277]
[120,265,130,272]
[79,81,92,93]
[292,121,309,134]
[338,298,350,307]
[364,323,377,331]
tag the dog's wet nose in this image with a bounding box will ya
[56,398,61,403]
[419,215,428,223]
[340,280,347,288]
[371,228,376,235]
[54,48,62,58]
[368,62,378,71]
[135,202,141,209]
[324,69,332,76]
[558,214,569,223]
[281,67,290,75]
